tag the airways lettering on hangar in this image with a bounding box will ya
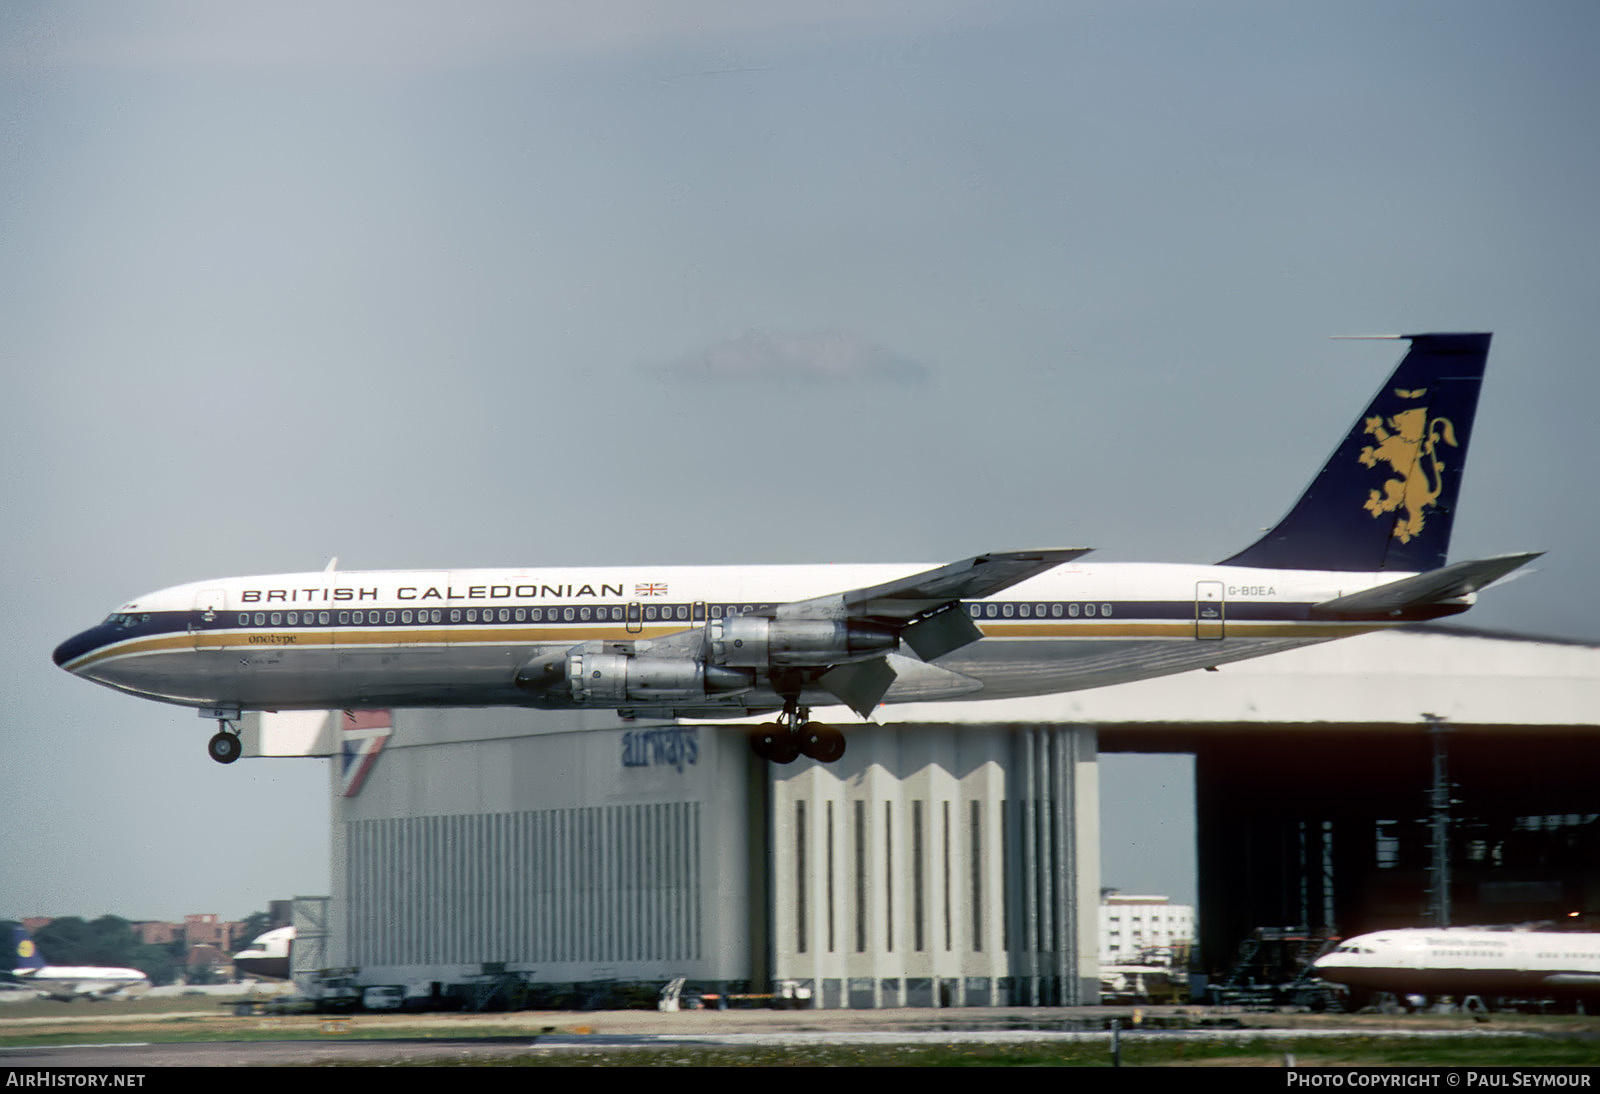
[622,728,699,772]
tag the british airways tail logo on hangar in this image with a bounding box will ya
[1359,388,1459,545]
[340,709,392,797]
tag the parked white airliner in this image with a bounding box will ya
[6,927,151,1001]
[54,333,1538,764]
[233,926,293,981]
[1313,927,1600,1005]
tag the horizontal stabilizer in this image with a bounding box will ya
[1310,552,1543,616]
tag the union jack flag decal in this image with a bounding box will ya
[340,709,392,797]
[635,582,668,597]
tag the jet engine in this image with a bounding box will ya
[514,615,899,707]
[708,616,897,667]
[561,644,754,704]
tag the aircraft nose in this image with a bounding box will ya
[53,627,104,670]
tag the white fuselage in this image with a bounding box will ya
[233,926,293,980]
[54,559,1463,717]
[14,965,150,999]
[1313,928,1600,999]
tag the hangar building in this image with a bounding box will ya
[247,624,1600,1007]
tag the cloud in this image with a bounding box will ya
[650,329,931,386]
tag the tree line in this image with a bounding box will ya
[4,912,274,986]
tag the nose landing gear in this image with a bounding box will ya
[207,729,242,764]
[200,708,244,765]
[749,703,848,764]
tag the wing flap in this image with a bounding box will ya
[1310,552,1543,616]
[819,657,900,718]
[769,548,1092,622]
[901,603,984,661]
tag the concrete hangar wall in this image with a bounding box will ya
[250,710,1101,1007]
[248,624,1600,1007]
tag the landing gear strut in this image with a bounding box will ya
[749,703,847,765]
[207,721,242,765]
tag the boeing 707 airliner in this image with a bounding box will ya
[54,333,1538,765]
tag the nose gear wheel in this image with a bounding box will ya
[207,725,242,764]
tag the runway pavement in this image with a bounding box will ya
[0,1006,1548,1068]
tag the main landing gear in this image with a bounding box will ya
[749,703,847,765]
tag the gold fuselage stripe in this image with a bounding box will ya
[65,618,1383,673]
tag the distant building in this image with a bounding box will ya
[180,914,249,950]
[135,921,180,946]
[1100,891,1193,968]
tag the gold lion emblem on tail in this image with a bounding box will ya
[1358,390,1457,543]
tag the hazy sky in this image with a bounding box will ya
[4,2,1596,921]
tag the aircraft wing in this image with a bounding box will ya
[761,547,1092,668]
[1310,552,1543,617]
[762,548,1094,623]
[618,548,1089,717]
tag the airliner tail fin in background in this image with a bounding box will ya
[10,926,44,972]
[1221,332,1491,572]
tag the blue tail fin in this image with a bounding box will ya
[1221,333,1490,572]
[11,926,45,972]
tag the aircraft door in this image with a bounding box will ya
[626,602,643,634]
[1195,581,1225,640]
[191,588,229,650]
